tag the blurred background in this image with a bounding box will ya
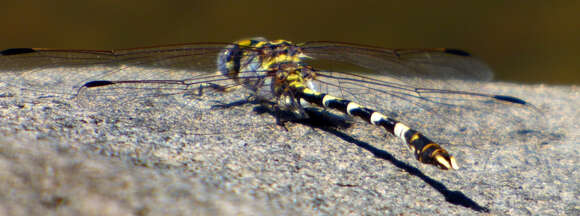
[2,1,578,84]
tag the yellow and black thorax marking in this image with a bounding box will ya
[217,38,314,96]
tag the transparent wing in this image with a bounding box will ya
[0,43,252,100]
[298,41,540,143]
[300,41,493,90]
[310,69,539,147]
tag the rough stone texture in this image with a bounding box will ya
[0,67,578,215]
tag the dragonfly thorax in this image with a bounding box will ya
[216,38,313,97]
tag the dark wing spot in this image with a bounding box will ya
[82,80,114,88]
[493,95,528,105]
[0,48,36,56]
[444,49,471,57]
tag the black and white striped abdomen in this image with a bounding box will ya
[293,84,458,170]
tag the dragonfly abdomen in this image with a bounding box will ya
[291,82,458,170]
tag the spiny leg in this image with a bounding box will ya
[293,85,458,170]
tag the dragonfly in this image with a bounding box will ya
[0,37,536,170]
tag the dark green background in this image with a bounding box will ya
[2,1,578,84]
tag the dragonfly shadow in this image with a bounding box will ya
[324,128,490,213]
[211,99,489,212]
[212,98,353,129]
[252,104,490,213]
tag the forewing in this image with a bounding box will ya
[0,43,237,100]
[301,41,493,90]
